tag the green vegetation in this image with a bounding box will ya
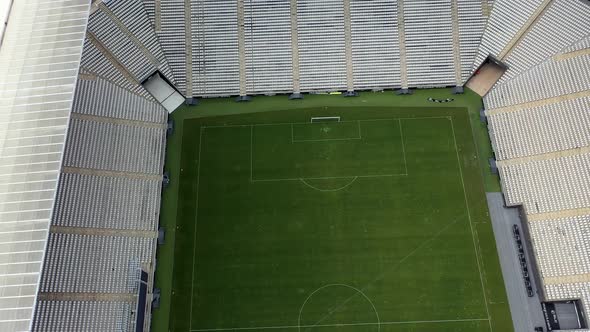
[152,89,508,332]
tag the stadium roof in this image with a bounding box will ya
[0,0,89,330]
[0,1,11,45]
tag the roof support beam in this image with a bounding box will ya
[486,90,590,115]
[290,0,301,93]
[49,225,158,239]
[343,0,354,92]
[450,0,463,86]
[237,0,247,96]
[497,0,554,61]
[86,31,139,85]
[37,293,136,303]
[97,2,160,68]
[184,0,193,97]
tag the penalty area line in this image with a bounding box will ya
[190,318,490,331]
[201,116,450,129]
[449,117,493,332]
[189,127,204,330]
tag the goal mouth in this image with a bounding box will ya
[310,116,341,123]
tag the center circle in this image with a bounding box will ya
[298,284,380,332]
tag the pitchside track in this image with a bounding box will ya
[169,107,511,332]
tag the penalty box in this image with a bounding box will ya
[251,118,408,181]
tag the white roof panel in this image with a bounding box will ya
[0,0,89,331]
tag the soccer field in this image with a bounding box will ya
[163,101,512,332]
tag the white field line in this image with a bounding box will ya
[398,119,408,175]
[250,125,253,182]
[292,137,362,143]
[190,318,489,331]
[189,126,204,330]
[251,174,406,183]
[201,116,449,129]
[304,213,464,329]
[194,116,489,330]
[310,116,341,122]
[358,120,362,139]
[299,177,358,192]
[449,117,493,332]
[251,118,412,182]
[297,284,380,332]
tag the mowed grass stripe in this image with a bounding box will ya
[186,116,487,331]
[157,94,510,332]
[191,318,489,331]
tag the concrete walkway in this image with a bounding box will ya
[486,90,590,115]
[86,31,138,85]
[343,0,354,92]
[497,0,554,61]
[185,0,193,96]
[50,225,158,239]
[396,0,408,89]
[290,0,301,93]
[70,112,167,129]
[450,0,463,86]
[486,192,546,332]
[237,0,247,96]
[38,292,136,303]
[497,145,590,166]
[154,0,161,32]
[553,47,590,61]
[62,166,162,181]
[98,2,160,67]
[528,206,590,222]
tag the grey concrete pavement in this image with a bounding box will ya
[487,192,546,332]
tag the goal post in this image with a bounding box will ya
[310,116,341,123]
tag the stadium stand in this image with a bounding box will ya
[22,2,168,330]
[560,34,590,55]
[147,0,488,96]
[497,0,590,82]
[485,55,590,110]
[349,0,401,90]
[244,1,293,95]
[53,173,162,231]
[404,0,455,87]
[528,215,590,281]
[73,77,168,123]
[473,0,590,82]
[297,0,348,92]
[33,301,134,331]
[473,0,549,71]
[30,69,166,329]
[154,1,187,93]
[194,1,241,97]
[483,7,590,326]
[487,96,590,160]
[1,0,590,331]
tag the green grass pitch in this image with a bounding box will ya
[155,91,512,332]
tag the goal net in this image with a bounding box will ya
[310,116,341,123]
